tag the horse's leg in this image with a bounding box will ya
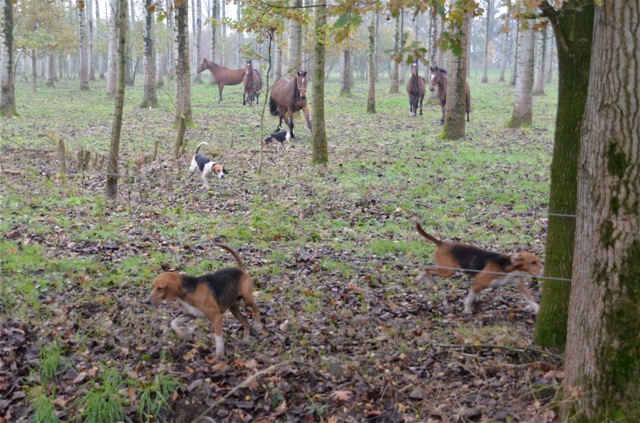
[302,105,312,131]
[287,110,296,138]
[440,104,445,125]
[218,83,224,104]
[419,96,423,116]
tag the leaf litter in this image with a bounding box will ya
[1,114,561,422]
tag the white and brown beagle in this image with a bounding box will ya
[415,222,543,314]
[189,142,227,189]
[146,244,261,359]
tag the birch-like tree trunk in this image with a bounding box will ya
[107,0,118,95]
[274,40,282,80]
[510,19,518,86]
[428,11,440,101]
[96,0,105,79]
[1,0,17,117]
[532,26,546,95]
[287,0,302,74]
[389,14,400,93]
[481,0,492,83]
[210,0,218,83]
[340,48,352,97]
[366,11,376,114]
[78,0,90,90]
[443,2,470,140]
[106,0,127,199]
[46,54,56,87]
[507,15,534,128]
[194,0,203,83]
[564,2,640,419]
[88,0,95,80]
[498,10,511,82]
[236,3,242,67]
[311,0,326,164]
[140,0,157,107]
[166,0,175,77]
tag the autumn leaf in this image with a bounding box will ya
[330,390,353,402]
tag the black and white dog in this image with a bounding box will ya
[262,131,290,151]
[189,142,227,189]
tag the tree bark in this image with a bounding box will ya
[174,0,192,143]
[46,54,56,87]
[107,0,118,95]
[510,19,518,86]
[340,48,352,97]
[366,11,376,114]
[88,0,95,80]
[287,0,302,74]
[443,2,470,140]
[481,0,491,83]
[311,0,327,164]
[532,26,546,95]
[194,0,203,83]
[389,14,400,94]
[0,0,16,117]
[141,0,158,107]
[533,0,594,351]
[210,0,218,83]
[78,0,90,90]
[507,9,534,128]
[498,6,512,83]
[564,1,640,420]
[106,0,127,199]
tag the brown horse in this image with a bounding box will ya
[429,65,471,124]
[406,61,426,117]
[197,58,261,104]
[242,59,263,106]
[269,71,312,138]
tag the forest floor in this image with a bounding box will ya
[1,75,563,422]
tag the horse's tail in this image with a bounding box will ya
[269,97,279,116]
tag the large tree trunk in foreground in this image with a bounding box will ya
[107,0,127,199]
[564,1,640,420]
[532,27,546,95]
[533,0,594,351]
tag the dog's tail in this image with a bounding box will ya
[415,222,443,246]
[269,97,279,116]
[195,142,208,155]
[215,243,244,268]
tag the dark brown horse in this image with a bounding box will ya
[269,71,312,138]
[429,65,471,124]
[406,61,426,117]
[242,59,263,106]
[197,58,261,104]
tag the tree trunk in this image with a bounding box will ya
[210,0,218,83]
[125,0,135,86]
[510,19,518,85]
[88,0,95,80]
[236,3,242,67]
[287,0,302,74]
[141,0,158,107]
[31,52,37,93]
[194,0,203,83]
[545,31,554,83]
[532,27,546,95]
[481,0,491,83]
[0,0,16,117]
[389,14,400,94]
[498,7,512,83]
[311,0,327,164]
[399,11,405,85]
[366,11,376,114]
[46,54,56,87]
[428,11,440,101]
[274,39,282,80]
[106,0,127,199]
[96,0,105,79]
[107,0,118,95]
[340,48,352,97]
[78,0,90,90]
[166,0,175,77]
[157,51,164,86]
[443,3,469,140]
[563,2,640,420]
[175,0,192,136]
[534,0,594,350]
[219,0,225,65]
[507,12,534,128]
